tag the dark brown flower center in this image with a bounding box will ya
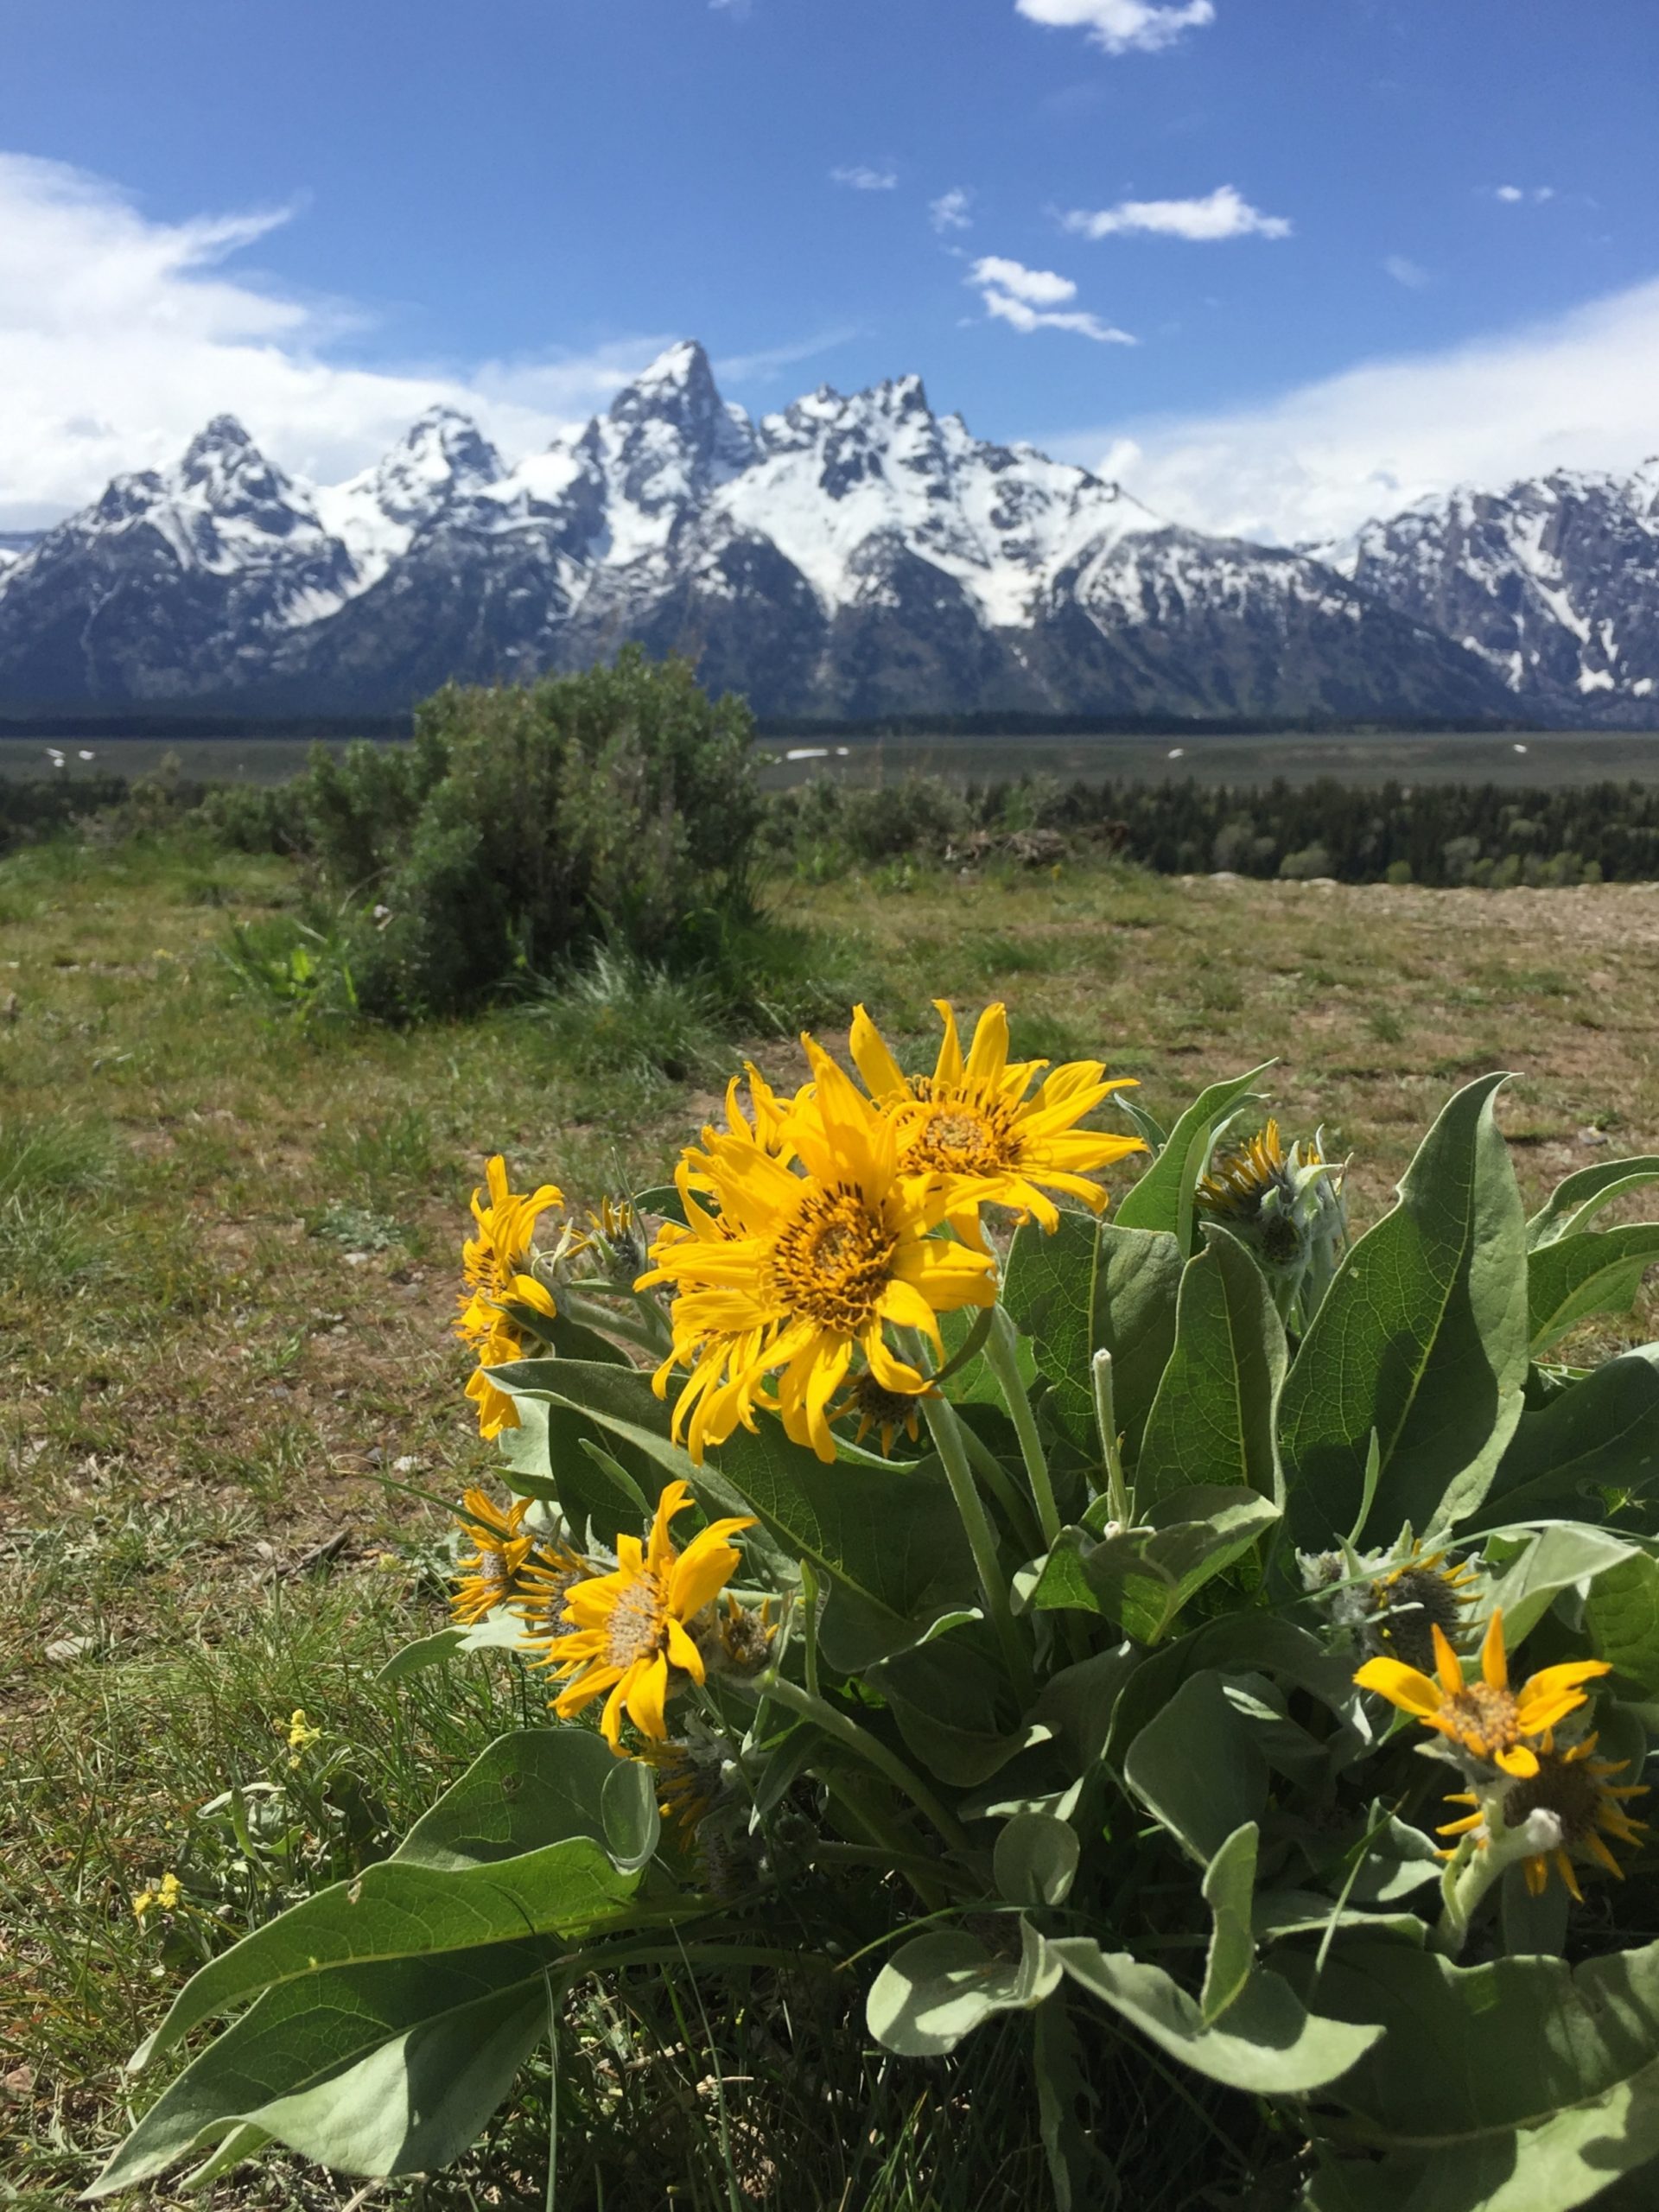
[770,1184,896,1332]
[1503,1755,1603,1844]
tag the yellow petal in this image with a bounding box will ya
[1431,1623,1465,1696]
[626,1652,671,1742]
[1480,1610,1510,1691]
[849,1005,910,1100]
[1353,1656,1444,1716]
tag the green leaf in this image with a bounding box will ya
[871,1622,1043,1787]
[92,1943,555,2193]
[1028,1486,1279,1647]
[136,1734,643,2067]
[1286,1935,1659,2158]
[374,1611,525,1684]
[1122,1670,1268,1863]
[995,1814,1080,1909]
[502,1359,976,1649]
[397,1730,622,1872]
[1135,1231,1288,1509]
[866,1920,1061,2058]
[1105,1614,1357,1770]
[1116,1063,1274,1253]
[1471,1348,1659,1528]
[1484,1522,1640,1647]
[1586,1551,1659,1695]
[1528,1224,1659,1356]
[1200,1822,1259,2024]
[1001,1215,1183,1461]
[1051,1937,1378,2094]
[1527,1154,1659,1248]
[1277,1073,1530,1551]
[1033,1996,1111,2212]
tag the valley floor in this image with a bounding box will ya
[3,834,1657,2208]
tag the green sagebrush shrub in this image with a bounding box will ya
[93,1027,1659,2212]
[210,649,763,1020]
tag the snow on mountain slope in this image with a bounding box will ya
[0,341,1521,720]
[1314,462,1659,724]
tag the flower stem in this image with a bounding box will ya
[1091,1349,1133,1530]
[957,1417,1043,1559]
[925,1395,1036,1707]
[746,1672,970,1855]
[800,1560,822,1703]
[984,1306,1062,1549]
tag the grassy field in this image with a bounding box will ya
[3,827,1658,2209]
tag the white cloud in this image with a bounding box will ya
[714,327,857,382]
[1015,0,1215,56]
[1050,275,1659,543]
[1494,184,1525,203]
[1383,254,1430,288]
[0,152,734,528]
[830,164,898,192]
[967,255,1135,344]
[930,188,973,234]
[1062,183,1290,242]
[1492,183,1554,205]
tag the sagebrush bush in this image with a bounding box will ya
[218,651,762,1020]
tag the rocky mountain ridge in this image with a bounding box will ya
[0,341,1593,722]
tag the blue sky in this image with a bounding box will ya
[2,0,1657,539]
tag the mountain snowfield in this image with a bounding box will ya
[0,339,1650,723]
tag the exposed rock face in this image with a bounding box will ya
[0,343,1521,720]
[1312,462,1659,728]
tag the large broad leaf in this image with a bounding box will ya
[500,1359,976,1650]
[93,1732,653,2197]
[1115,1063,1274,1254]
[1285,1934,1659,2164]
[1105,1616,1359,1770]
[1528,1224,1659,1357]
[1122,1669,1269,1863]
[1051,1938,1377,2094]
[1001,1215,1183,1461]
[1135,1232,1287,1509]
[1277,1073,1529,1551]
[1028,1486,1279,1648]
[92,1943,556,2194]
[1586,1551,1659,1696]
[1306,2060,1659,2212]
[1471,1347,1659,1529]
[132,1738,645,2067]
[1483,1522,1640,1647]
[866,1919,1061,2058]
[1527,1155,1659,1249]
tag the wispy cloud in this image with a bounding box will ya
[1014,0,1215,57]
[1492,183,1555,205]
[0,152,687,526]
[1383,254,1429,288]
[967,255,1135,344]
[1062,183,1290,242]
[930,188,974,234]
[714,327,857,382]
[1047,275,1659,543]
[830,164,898,192]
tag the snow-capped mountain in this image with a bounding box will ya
[1313,463,1659,727]
[0,340,1516,720]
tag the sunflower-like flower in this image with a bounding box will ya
[1354,1610,1610,1779]
[1309,1537,1480,1673]
[449,1487,540,1624]
[457,1155,565,1439]
[830,1370,933,1458]
[1438,1735,1649,1901]
[514,1541,594,1645]
[849,1001,1144,1249]
[1198,1120,1345,1326]
[639,1043,995,1462]
[541,1480,754,1749]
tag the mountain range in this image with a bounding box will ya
[0,340,1654,726]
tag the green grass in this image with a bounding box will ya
[3,829,1659,2209]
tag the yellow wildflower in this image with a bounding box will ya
[1355,1610,1610,1779]
[449,1487,538,1625]
[286,1708,322,1754]
[639,1041,995,1462]
[541,1479,754,1750]
[830,1370,933,1458]
[1439,1735,1649,1901]
[849,1001,1143,1249]
[1362,1542,1480,1673]
[457,1154,564,1439]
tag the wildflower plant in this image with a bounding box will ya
[95,1010,1659,2212]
